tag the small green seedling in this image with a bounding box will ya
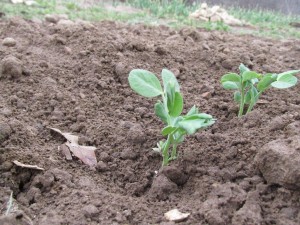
[128,69,215,166]
[221,64,299,117]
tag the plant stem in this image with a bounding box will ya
[162,134,172,166]
[246,92,261,114]
[238,88,245,117]
[170,142,177,160]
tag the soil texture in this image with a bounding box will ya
[1,16,300,224]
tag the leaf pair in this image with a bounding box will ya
[221,64,299,117]
[128,69,215,166]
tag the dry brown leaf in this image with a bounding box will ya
[13,160,44,171]
[50,127,79,144]
[50,127,97,167]
[60,144,73,160]
[164,209,190,222]
[66,143,97,167]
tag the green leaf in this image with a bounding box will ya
[239,64,250,74]
[234,91,241,103]
[179,117,215,134]
[162,126,177,136]
[128,69,163,97]
[186,105,199,116]
[242,71,261,83]
[166,81,176,113]
[169,92,183,117]
[250,86,259,103]
[277,70,300,78]
[257,74,274,92]
[155,101,168,123]
[221,73,241,90]
[271,71,298,89]
[221,73,241,83]
[184,113,213,120]
[222,81,239,90]
[162,69,180,92]
[244,90,251,104]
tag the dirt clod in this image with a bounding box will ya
[0,122,12,144]
[255,136,300,189]
[0,56,22,79]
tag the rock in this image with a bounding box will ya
[164,209,190,222]
[201,91,211,99]
[45,14,60,23]
[255,136,300,189]
[0,56,23,79]
[2,37,16,47]
[0,123,12,144]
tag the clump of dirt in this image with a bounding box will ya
[0,16,300,224]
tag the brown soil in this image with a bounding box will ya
[1,17,300,225]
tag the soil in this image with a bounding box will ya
[0,16,300,225]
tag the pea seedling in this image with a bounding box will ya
[221,64,299,117]
[128,69,215,166]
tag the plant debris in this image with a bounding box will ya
[13,160,44,171]
[50,127,97,167]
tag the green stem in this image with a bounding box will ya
[170,142,177,160]
[162,93,171,125]
[246,92,261,114]
[238,88,245,117]
[162,134,172,166]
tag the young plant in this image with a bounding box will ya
[128,69,215,166]
[221,64,299,117]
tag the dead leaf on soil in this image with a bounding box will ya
[59,144,73,160]
[50,127,97,167]
[13,160,44,171]
[164,209,190,222]
[50,127,79,144]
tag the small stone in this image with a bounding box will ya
[64,46,72,54]
[2,37,16,47]
[164,209,190,222]
[45,14,59,23]
[201,91,211,99]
